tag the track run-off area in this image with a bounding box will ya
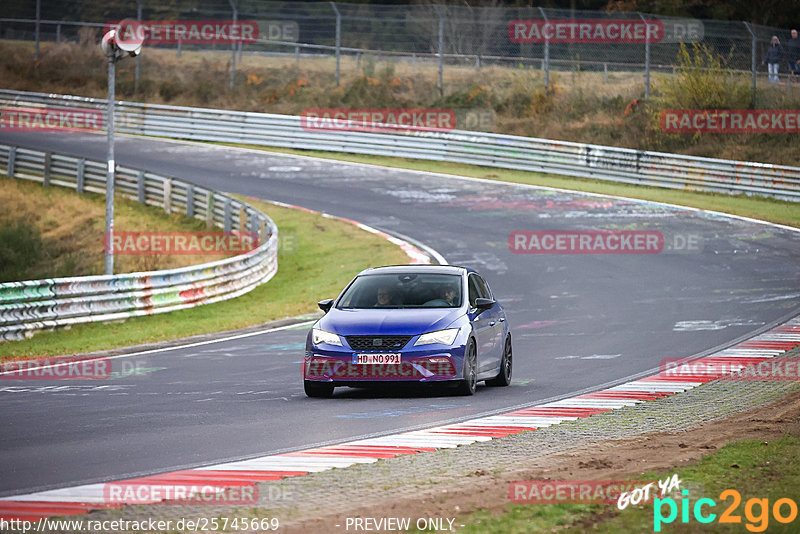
[1,130,799,498]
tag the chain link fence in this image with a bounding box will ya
[1,1,798,100]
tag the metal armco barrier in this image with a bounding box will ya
[1,89,798,201]
[0,144,278,341]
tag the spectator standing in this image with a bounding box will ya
[764,36,784,83]
[787,29,800,81]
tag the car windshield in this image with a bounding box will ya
[338,273,463,309]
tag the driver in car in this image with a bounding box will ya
[375,286,397,307]
[424,284,458,306]
[440,285,457,305]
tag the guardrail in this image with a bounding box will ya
[1,89,798,201]
[0,143,278,342]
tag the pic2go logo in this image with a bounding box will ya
[653,489,798,532]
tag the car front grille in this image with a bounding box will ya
[345,335,413,351]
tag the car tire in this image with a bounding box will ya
[455,340,477,396]
[304,380,334,398]
[486,335,512,387]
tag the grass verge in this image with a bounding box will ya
[221,143,800,229]
[0,177,229,280]
[0,196,409,359]
[457,435,800,533]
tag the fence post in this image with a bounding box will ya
[330,2,341,87]
[259,219,267,245]
[34,0,41,67]
[76,158,85,193]
[43,152,51,187]
[56,24,60,43]
[186,184,195,218]
[638,12,650,98]
[433,5,444,94]
[137,170,145,203]
[7,147,15,178]
[163,178,172,213]
[744,22,757,108]
[249,211,258,235]
[135,0,142,92]
[238,206,246,231]
[538,7,550,88]
[224,198,232,232]
[206,192,215,228]
[228,0,237,90]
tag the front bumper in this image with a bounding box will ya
[303,344,463,384]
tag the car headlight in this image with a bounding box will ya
[312,328,342,346]
[414,328,459,346]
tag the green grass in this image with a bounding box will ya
[220,144,800,230]
[456,436,800,533]
[0,176,229,279]
[0,197,409,359]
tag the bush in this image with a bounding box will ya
[0,219,44,282]
[158,78,182,102]
[654,43,751,110]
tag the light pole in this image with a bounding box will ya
[101,21,143,275]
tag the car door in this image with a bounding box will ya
[473,274,504,370]
[468,273,498,374]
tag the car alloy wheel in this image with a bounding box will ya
[486,335,512,387]
[456,340,477,396]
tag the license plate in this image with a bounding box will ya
[353,353,402,364]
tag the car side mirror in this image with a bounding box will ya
[318,299,334,313]
[474,297,495,310]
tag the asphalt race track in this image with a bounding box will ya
[2,131,799,497]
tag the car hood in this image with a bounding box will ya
[317,307,463,336]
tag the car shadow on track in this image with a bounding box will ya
[327,383,483,399]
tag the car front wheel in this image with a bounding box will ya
[455,340,477,396]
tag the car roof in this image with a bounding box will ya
[355,264,474,277]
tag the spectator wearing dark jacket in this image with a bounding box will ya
[787,29,800,79]
[764,36,784,82]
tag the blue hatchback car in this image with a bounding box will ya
[303,265,512,397]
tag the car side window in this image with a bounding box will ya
[468,274,481,308]
[475,276,492,299]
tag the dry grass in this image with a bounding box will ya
[2,37,800,167]
[0,177,229,281]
